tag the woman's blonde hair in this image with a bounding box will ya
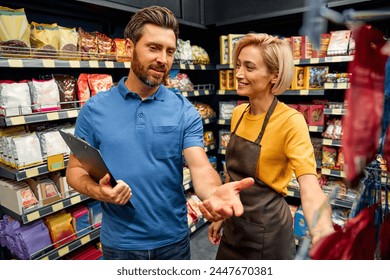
[233,33,294,95]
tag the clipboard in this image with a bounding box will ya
[59,130,134,209]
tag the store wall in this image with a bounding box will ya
[204,0,305,26]
[76,0,204,26]
[204,0,379,26]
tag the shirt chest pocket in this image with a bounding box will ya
[152,125,181,159]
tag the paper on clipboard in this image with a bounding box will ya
[59,130,134,209]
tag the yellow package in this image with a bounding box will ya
[0,6,30,57]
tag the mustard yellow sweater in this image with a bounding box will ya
[230,101,316,196]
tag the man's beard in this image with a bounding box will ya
[131,50,168,88]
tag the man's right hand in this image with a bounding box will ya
[99,173,132,205]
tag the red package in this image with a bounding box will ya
[298,104,310,124]
[379,214,390,259]
[341,25,388,184]
[310,204,377,260]
[77,73,90,107]
[385,128,390,171]
[308,104,324,126]
[88,74,113,96]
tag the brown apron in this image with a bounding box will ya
[216,97,295,260]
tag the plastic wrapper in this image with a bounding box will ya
[341,25,387,184]
[322,146,337,169]
[114,38,130,62]
[0,6,30,57]
[45,211,76,248]
[310,204,377,259]
[37,129,69,157]
[58,26,79,60]
[78,27,98,60]
[11,132,43,168]
[52,74,77,109]
[28,78,60,112]
[0,80,32,116]
[191,45,210,65]
[192,102,215,119]
[219,101,237,120]
[164,70,193,92]
[322,118,342,140]
[175,38,192,63]
[88,73,113,96]
[30,22,59,59]
[77,73,90,107]
[383,58,390,171]
[96,32,115,60]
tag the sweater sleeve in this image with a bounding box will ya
[284,112,317,177]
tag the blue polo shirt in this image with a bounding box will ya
[74,77,204,250]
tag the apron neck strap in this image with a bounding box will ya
[254,96,278,144]
[232,103,250,134]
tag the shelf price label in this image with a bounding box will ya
[47,154,65,172]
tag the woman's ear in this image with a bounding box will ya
[271,72,279,84]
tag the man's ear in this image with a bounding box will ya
[125,38,134,58]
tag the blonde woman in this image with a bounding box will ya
[205,33,334,259]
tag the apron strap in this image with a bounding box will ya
[232,103,250,134]
[254,96,278,145]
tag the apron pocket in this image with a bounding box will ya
[223,215,265,252]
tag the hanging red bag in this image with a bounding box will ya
[310,204,377,259]
[341,25,388,185]
[379,213,390,259]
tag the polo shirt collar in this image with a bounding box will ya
[118,77,166,101]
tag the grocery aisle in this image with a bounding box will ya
[190,223,218,260]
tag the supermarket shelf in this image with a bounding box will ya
[217,56,354,70]
[189,218,208,234]
[322,138,342,147]
[294,55,354,65]
[217,119,231,125]
[0,193,90,224]
[202,117,217,125]
[324,83,350,90]
[204,144,216,153]
[217,90,237,95]
[282,90,325,96]
[0,57,215,70]
[0,58,130,69]
[172,63,215,70]
[216,64,234,70]
[31,215,209,260]
[181,89,215,97]
[287,186,353,209]
[183,181,193,191]
[324,108,347,115]
[308,125,323,133]
[321,168,346,178]
[287,187,300,198]
[0,158,69,181]
[31,227,101,260]
[0,109,79,127]
[331,199,353,209]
